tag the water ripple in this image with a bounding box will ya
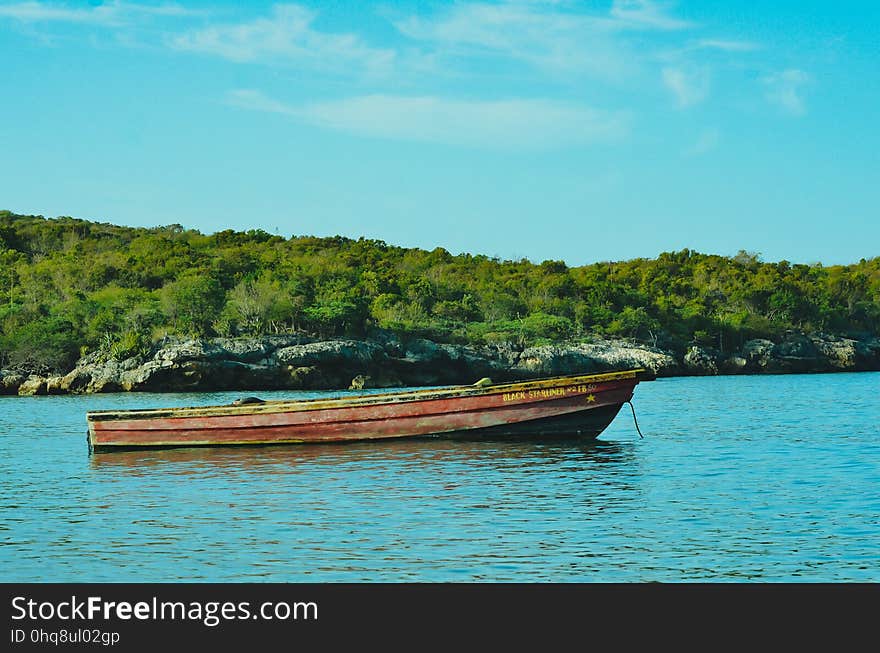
[1,373,878,581]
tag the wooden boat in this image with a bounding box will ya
[86,369,650,453]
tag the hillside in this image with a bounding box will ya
[1,210,878,376]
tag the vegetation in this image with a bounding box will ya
[1,211,878,372]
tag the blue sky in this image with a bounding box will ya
[1,1,877,265]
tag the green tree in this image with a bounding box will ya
[161,274,226,336]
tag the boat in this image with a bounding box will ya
[86,369,651,453]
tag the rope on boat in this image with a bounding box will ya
[626,401,644,439]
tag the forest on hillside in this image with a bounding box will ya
[1,211,878,373]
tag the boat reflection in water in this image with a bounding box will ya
[88,435,636,474]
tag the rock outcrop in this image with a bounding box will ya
[17,376,47,396]
[0,370,25,395]
[514,341,679,377]
[1,331,878,395]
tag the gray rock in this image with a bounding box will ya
[773,334,819,359]
[45,376,65,394]
[218,340,276,364]
[684,346,721,375]
[0,370,25,395]
[120,357,142,371]
[18,376,47,396]
[402,338,446,363]
[577,340,679,376]
[60,368,93,392]
[742,339,775,369]
[475,342,523,369]
[120,360,174,391]
[515,345,596,376]
[6,329,879,396]
[858,337,880,370]
[720,356,748,374]
[88,360,124,393]
[366,329,403,357]
[277,340,385,368]
[201,361,284,390]
[286,366,326,389]
[153,339,223,364]
[770,334,821,372]
[514,341,679,377]
[808,334,878,371]
[213,335,313,363]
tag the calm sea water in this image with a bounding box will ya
[1,373,878,582]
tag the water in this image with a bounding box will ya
[1,373,878,582]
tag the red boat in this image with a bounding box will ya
[86,369,650,452]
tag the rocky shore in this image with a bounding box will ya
[2,331,878,396]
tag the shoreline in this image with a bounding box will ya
[2,331,878,396]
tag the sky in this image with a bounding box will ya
[0,0,878,266]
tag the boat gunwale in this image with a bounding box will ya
[87,369,646,422]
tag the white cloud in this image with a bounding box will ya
[0,1,196,25]
[172,4,395,76]
[609,0,693,31]
[0,1,114,23]
[393,0,693,80]
[662,66,710,107]
[763,69,811,115]
[227,89,629,150]
[395,3,620,79]
[695,38,760,52]
[2,2,780,127]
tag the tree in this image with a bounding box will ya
[227,278,291,335]
[0,212,877,365]
[161,274,226,336]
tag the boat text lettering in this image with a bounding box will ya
[501,384,600,401]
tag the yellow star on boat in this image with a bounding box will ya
[586,394,596,403]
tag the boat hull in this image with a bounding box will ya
[443,403,624,440]
[87,370,646,452]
